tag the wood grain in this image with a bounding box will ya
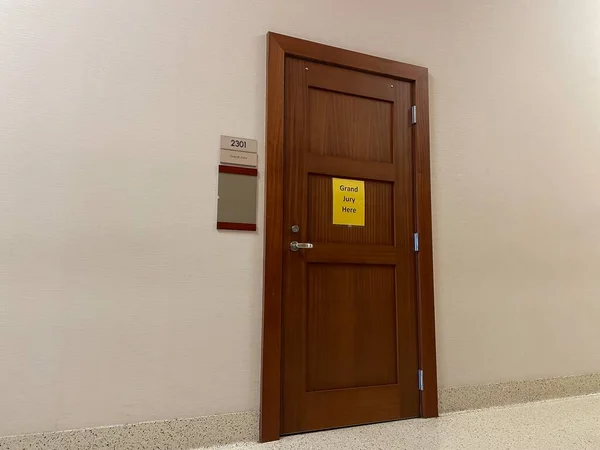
[306,264,398,391]
[393,69,420,414]
[261,32,436,442]
[306,60,397,101]
[260,32,285,443]
[216,222,256,231]
[304,243,397,265]
[269,32,427,81]
[281,59,419,434]
[280,57,309,435]
[306,153,395,182]
[218,165,258,176]
[301,384,417,430]
[414,72,439,417]
[308,175,394,246]
[308,88,393,163]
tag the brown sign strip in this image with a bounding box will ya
[219,165,258,176]
[217,222,257,231]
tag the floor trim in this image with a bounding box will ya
[3,374,599,449]
[0,411,257,450]
[439,372,600,414]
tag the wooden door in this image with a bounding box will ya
[281,57,420,434]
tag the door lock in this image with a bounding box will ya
[290,241,314,252]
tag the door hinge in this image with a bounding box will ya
[411,105,417,125]
[418,369,424,391]
[413,232,419,252]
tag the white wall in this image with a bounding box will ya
[2,0,600,437]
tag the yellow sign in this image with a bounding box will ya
[332,178,365,226]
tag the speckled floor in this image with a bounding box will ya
[207,394,600,449]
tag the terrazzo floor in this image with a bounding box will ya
[207,394,600,449]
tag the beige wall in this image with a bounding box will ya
[2,0,600,437]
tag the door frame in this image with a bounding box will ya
[261,32,438,443]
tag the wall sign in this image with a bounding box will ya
[217,165,258,231]
[217,134,259,231]
[220,135,258,153]
[220,149,258,167]
[332,178,365,226]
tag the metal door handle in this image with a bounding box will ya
[290,241,314,252]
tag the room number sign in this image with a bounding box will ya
[220,135,258,153]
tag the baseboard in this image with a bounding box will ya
[0,411,258,450]
[3,374,599,450]
[439,372,600,414]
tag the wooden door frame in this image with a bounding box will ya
[261,32,438,443]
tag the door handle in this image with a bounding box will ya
[290,241,314,252]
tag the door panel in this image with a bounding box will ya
[308,89,393,163]
[281,57,419,434]
[306,264,398,392]
[307,175,394,246]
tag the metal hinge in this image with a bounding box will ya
[413,232,419,252]
[411,105,417,125]
[418,369,424,391]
